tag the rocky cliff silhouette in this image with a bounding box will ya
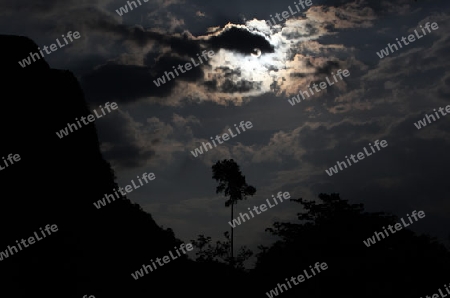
[0,35,249,298]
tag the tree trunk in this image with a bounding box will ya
[231,201,234,267]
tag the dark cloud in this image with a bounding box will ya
[146,55,204,82]
[206,27,274,55]
[95,111,157,169]
[81,63,173,104]
[315,60,341,74]
[102,143,156,168]
[204,79,218,91]
[220,79,261,93]
[124,28,204,56]
[81,53,207,104]
[81,22,279,103]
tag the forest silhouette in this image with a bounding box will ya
[0,35,449,298]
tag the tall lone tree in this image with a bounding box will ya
[212,159,256,267]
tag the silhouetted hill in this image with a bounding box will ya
[1,34,50,71]
[0,35,248,298]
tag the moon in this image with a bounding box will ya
[251,48,261,58]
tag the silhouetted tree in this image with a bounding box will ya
[254,193,450,298]
[191,231,253,269]
[212,159,256,266]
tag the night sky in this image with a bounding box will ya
[3,0,450,262]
